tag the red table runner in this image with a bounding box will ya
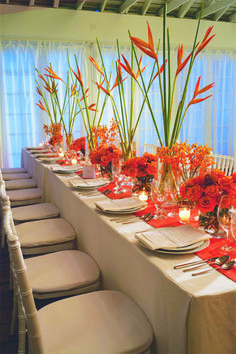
[55,162,236,282]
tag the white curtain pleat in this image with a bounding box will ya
[0,39,236,167]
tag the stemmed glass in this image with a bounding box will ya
[230,211,236,254]
[111,159,122,194]
[217,195,236,253]
[151,179,167,220]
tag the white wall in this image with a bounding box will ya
[0,4,236,50]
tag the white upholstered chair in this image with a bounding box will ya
[6,188,42,207]
[143,143,157,154]
[6,216,153,354]
[5,178,37,190]
[3,200,101,353]
[212,154,236,176]
[2,172,32,180]
[1,167,27,174]
[12,202,60,224]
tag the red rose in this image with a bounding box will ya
[185,185,203,202]
[204,184,219,198]
[197,196,216,213]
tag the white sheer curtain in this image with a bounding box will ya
[0,40,88,168]
[0,39,236,167]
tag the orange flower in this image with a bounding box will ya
[188,76,214,107]
[44,66,62,81]
[36,100,47,112]
[197,196,216,213]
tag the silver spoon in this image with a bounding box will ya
[192,259,234,276]
[183,255,230,272]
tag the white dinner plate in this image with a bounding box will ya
[26,147,43,150]
[39,157,61,164]
[95,204,147,215]
[52,166,82,174]
[30,149,49,154]
[153,239,210,255]
[70,178,108,189]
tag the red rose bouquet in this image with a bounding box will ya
[121,153,157,196]
[179,169,236,232]
[70,137,86,156]
[89,144,120,180]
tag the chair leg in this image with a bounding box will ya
[1,224,5,248]
[10,288,18,335]
[17,296,26,354]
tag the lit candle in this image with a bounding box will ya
[58,152,64,158]
[71,158,77,165]
[39,142,43,147]
[179,207,191,223]
[139,190,148,202]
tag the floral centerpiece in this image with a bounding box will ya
[179,169,236,234]
[43,122,63,148]
[122,153,157,199]
[70,137,86,156]
[89,144,120,180]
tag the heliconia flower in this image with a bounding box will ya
[88,103,97,111]
[95,79,110,96]
[36,100,47,112]
[176,45,192,76]
[136,55,149,78]
[36,87,42,96]
[194,27,215,58]
[38,74,47,84]
[72,64,84,87]
[152,60,166,82]
[89,56,105,77]
[130,22,158,62]
[44,66,62,81]
[70,84,77,97]
[80,88,89,101]
[188,76,214,107]
[118,54,136,80]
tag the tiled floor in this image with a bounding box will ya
[0,227,18,354]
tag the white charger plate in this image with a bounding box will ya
[95,204,147,215]
[153,239,210,255]
[70,179,108,189]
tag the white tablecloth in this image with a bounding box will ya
[22,148,236,354]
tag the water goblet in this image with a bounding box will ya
[217,195,236,253]
[151,180,167,220]
[230,211,236,254]
[112,159,122,194]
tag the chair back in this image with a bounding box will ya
[143,143,157,154]
[4,207,44,354]
[212,154,236,176]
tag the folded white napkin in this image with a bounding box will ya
[95,197,146,212]
[135,224,211,251]
[70,178,108,188]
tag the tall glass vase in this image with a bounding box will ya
[158,163,179,216]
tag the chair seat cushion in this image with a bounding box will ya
[12,203,60,222]
[2,172,31,180]
[25,250,100,294]
[1,167,27,174]
[38,290,153,354]
[7,188,42,202]
[5,179,37,190]
[15,218,76,247]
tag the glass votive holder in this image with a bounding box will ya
[179,207,191,224]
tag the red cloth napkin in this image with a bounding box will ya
[98,182,132,199]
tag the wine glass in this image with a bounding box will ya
[151,180,167,220]
[111,159,122,194]
[217,195,236,253]
[230,211,236,254]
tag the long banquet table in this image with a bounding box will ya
[22,148,236,354]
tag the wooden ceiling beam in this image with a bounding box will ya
[76,0,86,10]
[229,12,236,22]
[100,0,108,12]
[119,0,139,14]
[195,0,236,18]
[53,0,60,8]
[157,0,189,16]
[213,5,230,21]
[177,0,195,18]
[141,0,153,15]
